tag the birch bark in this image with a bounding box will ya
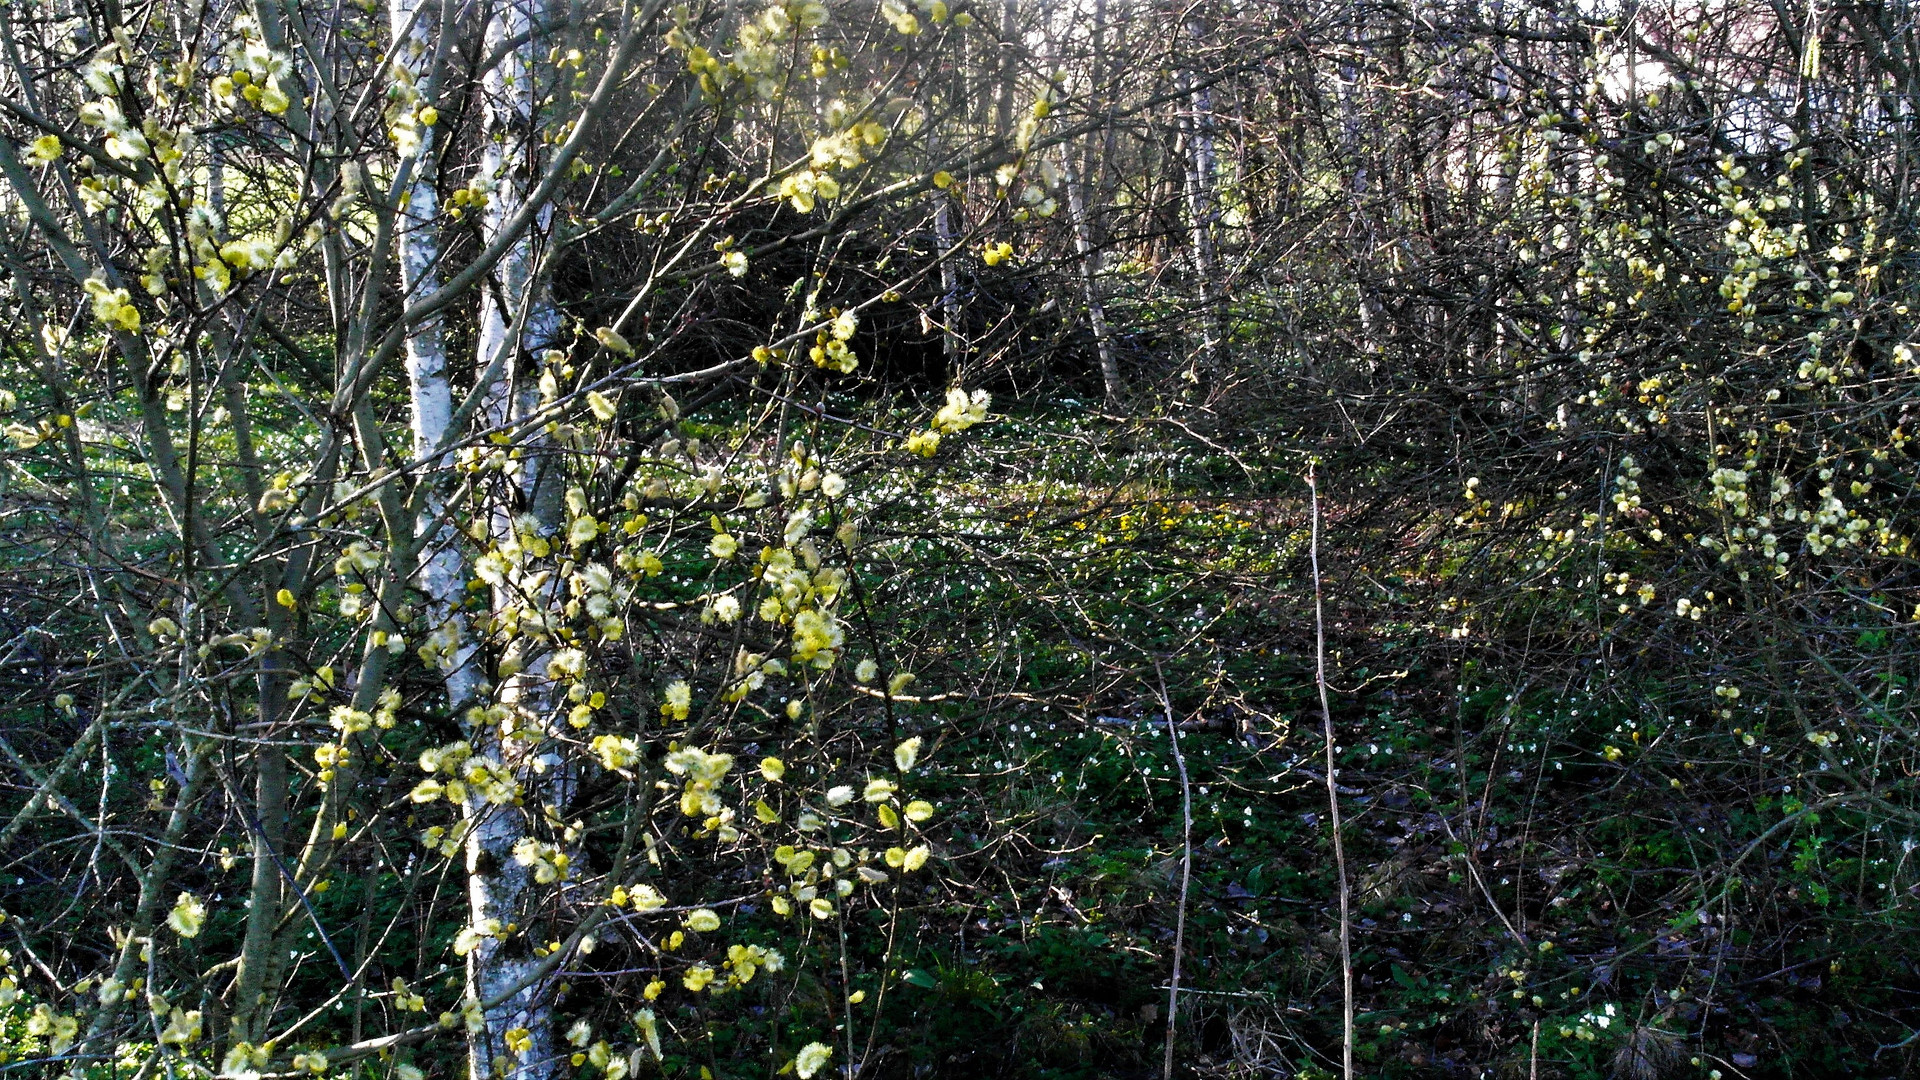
[1061,148,1123,405]
[927,118,964,372]
[390,0,486,715]
[466,3,569,1076]
[1177,16,1225,382]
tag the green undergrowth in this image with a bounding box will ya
[819,406,1920,1079]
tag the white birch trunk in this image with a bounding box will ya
[476,0,562,443]
[393,0,451,457]
[1060,148,1123,406]
[466,3,567,1077]
[927,118,963,370]
[933,194,962,360]
[1177,17,1225,380]
[390,0,488,716]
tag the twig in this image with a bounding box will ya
[1309,463,1355,1080]
[1435,810,1531,948]
[1152,661,1192,1080]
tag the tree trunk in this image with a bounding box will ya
[994,0,1019,144]
[390,0,485,711]
[1177,16,1225,384]
[1061,148,1123,406]
[928,117,964,375]
[467,2,567,1077]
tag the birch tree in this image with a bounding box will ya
[461,2,575,1074]
[1175,9,1224,383]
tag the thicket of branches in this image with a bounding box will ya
[1,1,1918,1078]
